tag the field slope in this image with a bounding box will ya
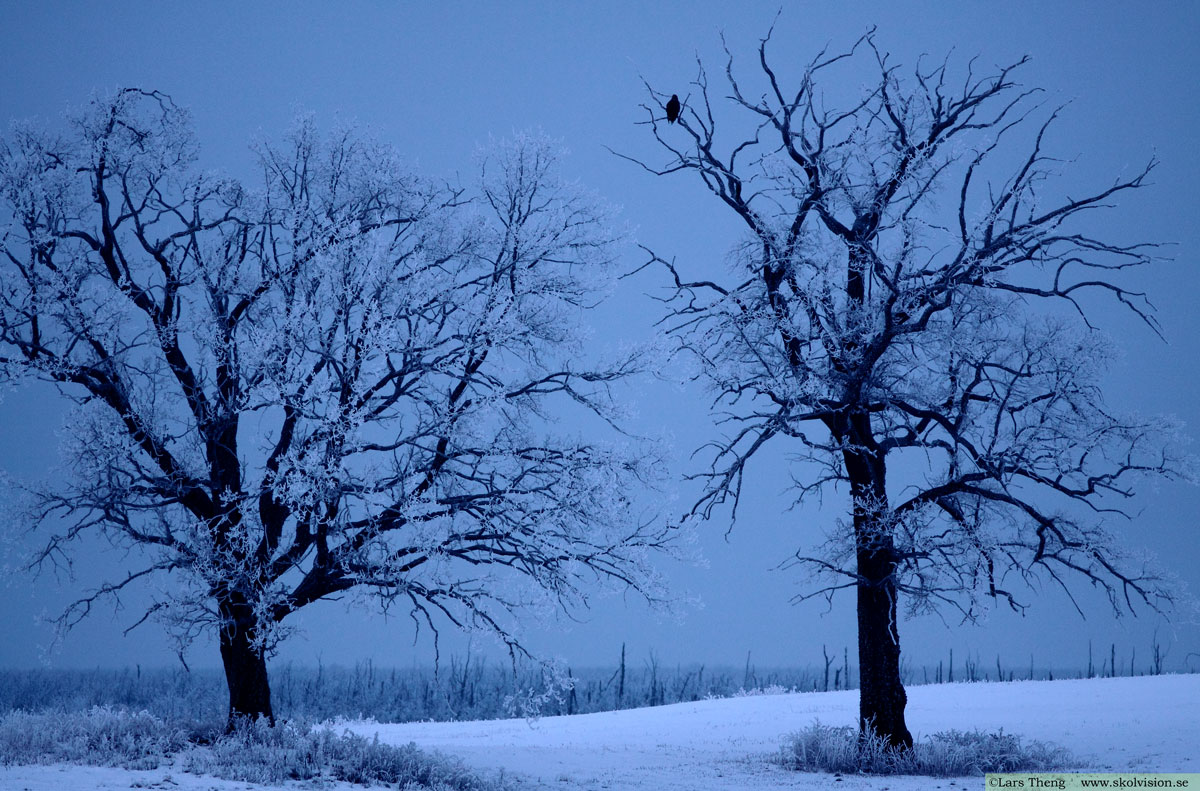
[349,674,1199,790]
[2,674,1195,790]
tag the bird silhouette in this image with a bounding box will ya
[666,94,681,124]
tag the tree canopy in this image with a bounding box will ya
[628,29,1190,747]
[0,89,678,723]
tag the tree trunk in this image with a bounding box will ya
[856,542,912,749]
[218,597,274,730]
[842,413,913,750]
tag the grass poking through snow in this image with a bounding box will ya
[0,707,194,770]
[780,722,1073,776]
[0,707,511,789]
[186,717,509,790]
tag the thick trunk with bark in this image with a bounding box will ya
[856,543,912,749]
[218,597,274,730]
[842,414,913,750]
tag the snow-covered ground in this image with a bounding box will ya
[3,674,1196,790]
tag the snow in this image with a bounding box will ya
[0,761,389,791]
[3,675,1196,790]
[344,674,1200,789]
[0,763,265,791]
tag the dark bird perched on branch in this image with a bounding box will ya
[666,94,681,123]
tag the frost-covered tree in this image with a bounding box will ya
[0,89,675,727]
[627,32,1188,747]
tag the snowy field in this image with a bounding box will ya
[3,674,1196,790]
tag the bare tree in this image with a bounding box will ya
[625,30,1188,748]
[0,90,676,727]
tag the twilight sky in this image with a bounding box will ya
[1,1,1198,675]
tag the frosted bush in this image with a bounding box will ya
[780,721,1073,776]
[186,717,509,790]
[732,684,795,697]
[0,705,508,789]
[0,706,191,769]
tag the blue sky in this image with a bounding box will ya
[1,1,1198,674]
